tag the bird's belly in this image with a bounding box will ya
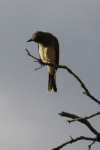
[39,46,55,64]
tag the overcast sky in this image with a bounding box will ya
[0,0,100,150]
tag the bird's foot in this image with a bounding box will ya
[38,59,43,65]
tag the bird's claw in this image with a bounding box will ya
[38,59,43,66]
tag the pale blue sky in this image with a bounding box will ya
[0,0,100,150]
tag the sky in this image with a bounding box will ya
[0,0,100,150]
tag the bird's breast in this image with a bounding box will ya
[39,44,55,64]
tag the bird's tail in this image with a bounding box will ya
[48,73,57,92]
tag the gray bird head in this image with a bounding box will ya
[27,31,45,44]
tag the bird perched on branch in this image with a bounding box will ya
[27,31,59,92]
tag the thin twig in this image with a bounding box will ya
[35,65,44,71]
[26,49,39,61]
[88,141,95,150]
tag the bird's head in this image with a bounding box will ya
[27,31,45,44]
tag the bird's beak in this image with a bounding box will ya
[27,38,33,42]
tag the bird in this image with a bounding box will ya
[27,31,59,92]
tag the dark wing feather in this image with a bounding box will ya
[54,36,59,71]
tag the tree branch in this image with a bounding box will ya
[52,136,98,150]
[67,111,100,123]
[26,49,100,104]
[26,49,100,149]
[59,111,98,135]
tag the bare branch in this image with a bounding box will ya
[26,50,100,149]
[67,111,100,123]
[26,49,39,61]
[52,136,98,150]
[59,111,98,135]
[25,49,100,104]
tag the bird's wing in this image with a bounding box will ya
[54,36,59,70]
